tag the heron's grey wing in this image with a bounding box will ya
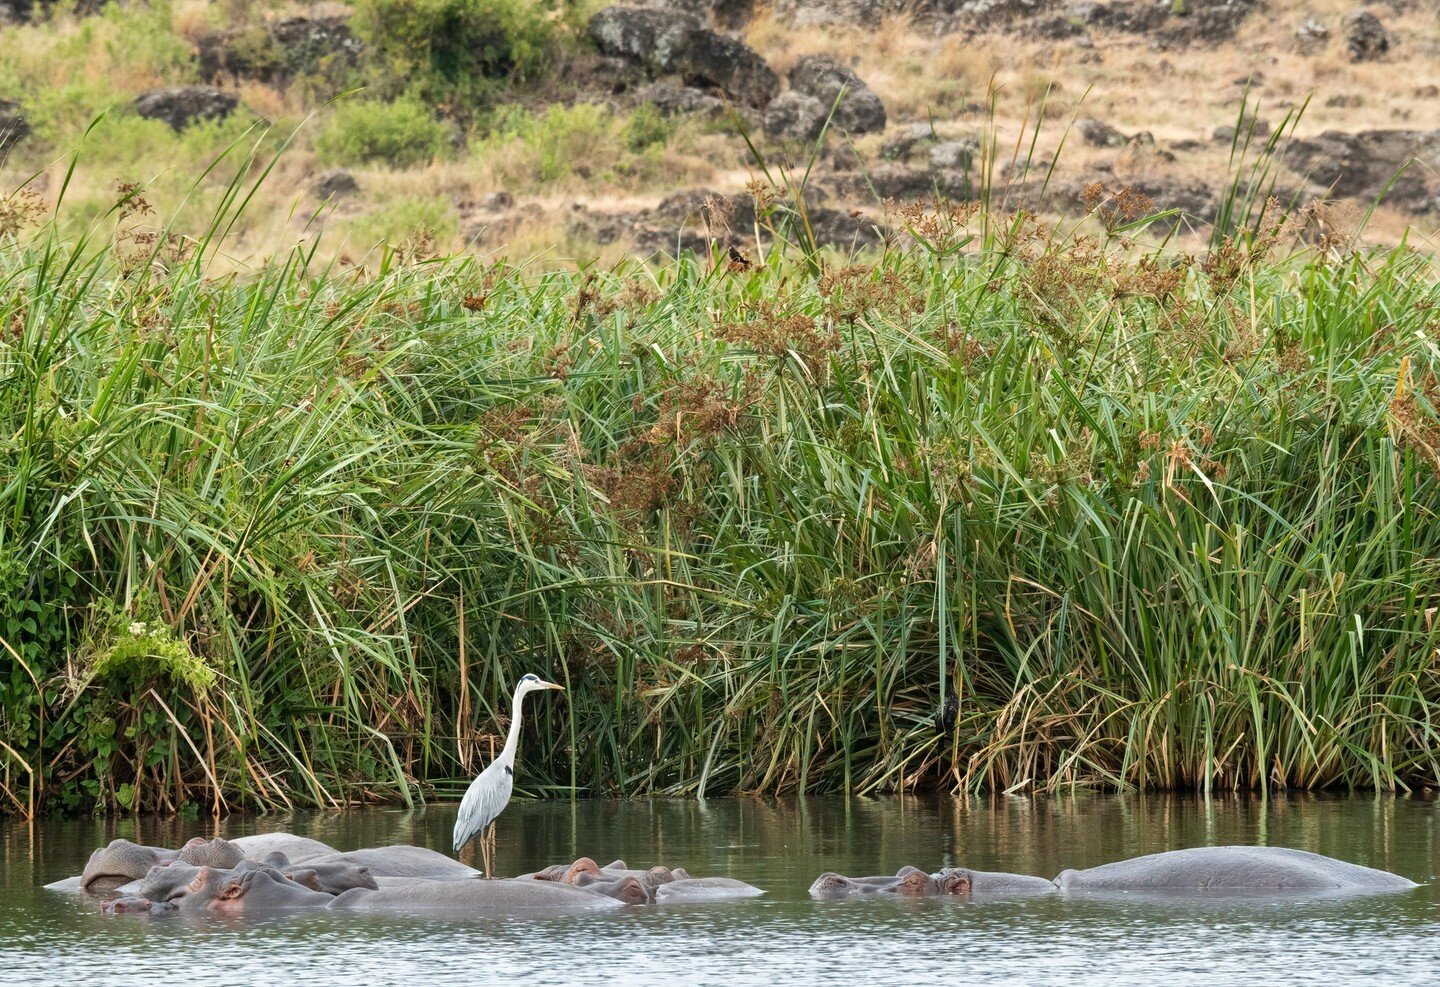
[452,763,514,853]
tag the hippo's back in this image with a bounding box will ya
[333,879,622,913]
[311,845,480,880]
[1055,846,1416,892]
[231,833,338,864]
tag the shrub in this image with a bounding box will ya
[351,0,561,106]
[315,98,448,167]
[472,103,673,190]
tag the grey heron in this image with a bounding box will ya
[453,673,564,877]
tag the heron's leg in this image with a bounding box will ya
[480,825,492,879]
[486,821,497,879]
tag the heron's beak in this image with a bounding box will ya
[543,682,565,691]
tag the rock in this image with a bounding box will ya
[314,169,359,199]
[133,87,239,131]
[632,82,726,118]
[559,52,647,94]
[588,7,778,108]
[928,139,976,171]
[1295,17,1330,53]
[1212,119,1270,143]
[1076,117,1127,148]
[1343,10,1392,61]
[198,16,363,87]
[0,98,28,151]
[786,55,886,134]
[589,8,700,71]
[1284,129,1440,213]
[763,91,828,140]
[479,191,515,212]
[881,123,937,161]
[635,0,754,29]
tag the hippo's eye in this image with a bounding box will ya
[188,874,205,892]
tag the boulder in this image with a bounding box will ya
[0,98,28,151]
[1076,117,1127,148]
[632,81,726,118]
[198,16,363,87]
[134,87,239,131]
[786,55,886,134]
[314,169,359,199]
[588,7,778,108]
[1342,10,1392,61]
[633,0,755,29]
[928,139,977,171]
[763,91,828,140]
[881,123,937,161]
[1295,17,1330,54]
[1212,119,1270,143]
[1284,129,1440,213]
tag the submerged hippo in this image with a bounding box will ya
[253,851,378,894]
[810,867,945,898]
[140,863,335,914]
[1055,847,1418,893]
[570,873,652,904]
[77,839,181,890]
[306,845,479,881]
[177,837,245,870]
[653,877,765,902]
[229,833,338,864]
[331,880,624,913]
[812,847,1416,900]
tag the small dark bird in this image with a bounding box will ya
[935,691,959,734]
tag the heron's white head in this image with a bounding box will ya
[516,673,564,697]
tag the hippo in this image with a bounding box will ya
[229,833,338,863]
[568,873,651,904]
[253,851,378,894]
[522,857,602,883]
[177,837,245,870]
[78,839,181,889]
[330,880,624,913]
[653,877,765,902]
[102,896,177,915]
[1054,847,1418,893]
[809,867,945,898]
[305,845,480,881]
[933,867,1058,895]
[140,863,334,914]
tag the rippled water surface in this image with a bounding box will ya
[4,796,1439,984]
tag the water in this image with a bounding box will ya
[3,795,1439,985]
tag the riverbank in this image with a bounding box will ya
[3,158,1440,814]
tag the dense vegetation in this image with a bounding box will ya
[3,141,1440,816]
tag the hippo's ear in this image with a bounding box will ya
[215,877,246,900]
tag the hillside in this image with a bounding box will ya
[0,0,1437,265]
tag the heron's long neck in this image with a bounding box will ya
[501,688,526,764]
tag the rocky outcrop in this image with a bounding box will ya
[632,82,725,118]
[1076,118,1127,148]
[763,91,828,140]
[0,98,28,151]
[588,7,778,108]
[133,87,239,131]
[1284,130,1440,213]
[567,186,886,256]
[1342,10,1392,61]
[787,55,885,134]
[197,16,363,87]
[632,0,755,29]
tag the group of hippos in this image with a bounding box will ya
[47,834,1418,917]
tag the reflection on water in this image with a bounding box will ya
[3,795,1438,984]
